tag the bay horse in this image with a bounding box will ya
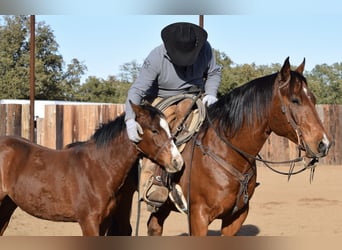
[0,102,183,236]
[108,57,331,236]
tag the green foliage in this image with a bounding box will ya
[76,76,131,103]
[0,16,30,98]
[117,60,141,83]
[306,63,342,104]
[0,16,87,100]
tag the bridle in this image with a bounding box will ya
[275,76,319,180]
[277,77,306,153]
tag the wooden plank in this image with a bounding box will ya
[0,105,6,135]
[6,104,22,136]
[62,105,75,147]
[55,105,64,149]
[36,118,44,146]
[44,105,56,149]
[21,104,30,140]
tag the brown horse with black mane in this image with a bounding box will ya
[0,102,183,236]
[108,57,331,236]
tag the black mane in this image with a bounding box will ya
[92,115,126,148]
[207,73,277,137]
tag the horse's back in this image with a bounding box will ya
[0,135,45,152]
[0,135,81,221]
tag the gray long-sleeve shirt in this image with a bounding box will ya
[125,41,221,120]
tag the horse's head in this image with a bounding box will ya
[269,57,331,158]
[130,101,183,173]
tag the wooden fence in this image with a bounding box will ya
[0,103,341,165]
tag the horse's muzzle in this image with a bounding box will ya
[306,134,331,158]
[169,154,184,173]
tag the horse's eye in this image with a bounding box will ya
[291,97,300,105]
[151,128,159,134]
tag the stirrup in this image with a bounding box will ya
[169,184,188,214]
[142,176,168,211]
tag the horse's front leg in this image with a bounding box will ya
[79,216,101,236]
[147,204,171,236]
[189,205,210,236]
[0,196,17,235]
[221,204,249,236]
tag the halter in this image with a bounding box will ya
[134,136,174,163]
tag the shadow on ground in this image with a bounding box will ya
[179,224,260,236]
[207,224,260,236]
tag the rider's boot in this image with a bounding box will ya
[140,159,169,211]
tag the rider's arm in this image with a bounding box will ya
[124,46,163,121]
[204,42,222,97]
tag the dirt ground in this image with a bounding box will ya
[3,164,342,236]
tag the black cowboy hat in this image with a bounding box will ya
[161,22,208,66]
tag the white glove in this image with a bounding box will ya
[202,95,218,106]
[126,119,143,143]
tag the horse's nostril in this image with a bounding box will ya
[172,158,178,166]
[172,157,183,171]
[318,141,328,154]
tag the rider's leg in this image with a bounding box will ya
[140,158,169,205]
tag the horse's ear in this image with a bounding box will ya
[141,99,152,106]
[295,58,305,75]
[280,57,291,82]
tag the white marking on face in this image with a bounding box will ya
[159,117,183,168]
[160,117,172,138]
[303,86,309,98]
[322,133,330,150]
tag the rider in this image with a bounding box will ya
[124,22,222,211]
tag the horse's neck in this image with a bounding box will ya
[204,120,270,163]
[96,137,139,189]
[232,123,270,156]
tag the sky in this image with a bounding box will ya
[1,0,342,84]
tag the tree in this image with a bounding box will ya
[117,60,141,83]
[34,20,65,99]
[0,16,30,98]
[215,49,280,97]
[60,58,87,100]
[0,15,87,100]
[76,75,130,103]
[307,63,342,104]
